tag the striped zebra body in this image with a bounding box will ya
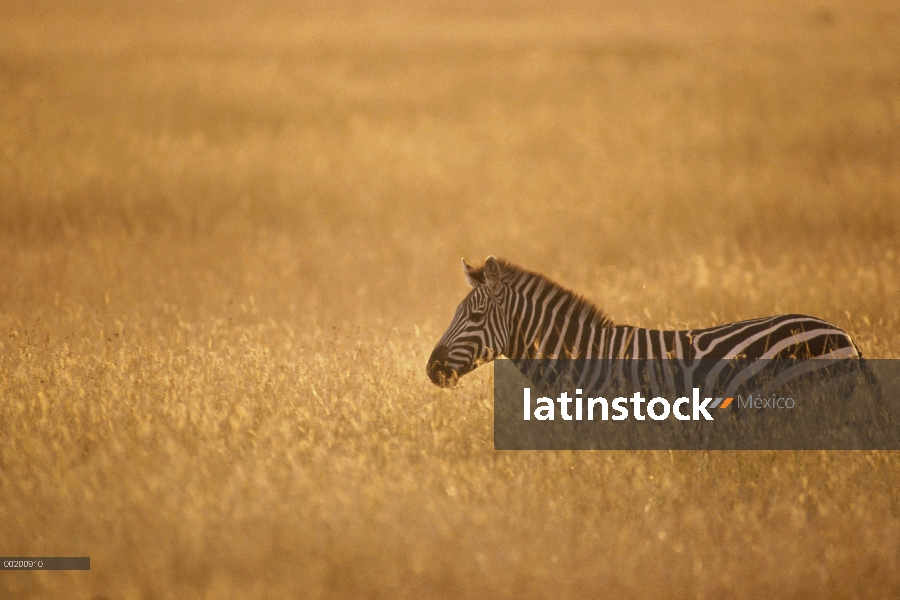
[509,316,862,400]
[509,314,860,362]
[427,256,865,396]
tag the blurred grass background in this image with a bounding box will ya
[1,0,899,598]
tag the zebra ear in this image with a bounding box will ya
[484,256,502,291]
[462,258,483,288]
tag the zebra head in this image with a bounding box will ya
[427,256,510,388]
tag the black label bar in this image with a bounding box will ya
[1,557,90,570]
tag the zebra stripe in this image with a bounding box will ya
[426,256,864,392]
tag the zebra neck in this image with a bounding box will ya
[505,278,614,360]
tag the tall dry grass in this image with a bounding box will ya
[1,0,899,598]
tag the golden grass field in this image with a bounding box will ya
[1,0,899,597]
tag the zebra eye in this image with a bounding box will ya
[470,311,485,321]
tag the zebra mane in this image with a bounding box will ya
[467,258,615,328]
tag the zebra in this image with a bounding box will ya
[426,256,875,399]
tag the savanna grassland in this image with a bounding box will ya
[1,0,899,598]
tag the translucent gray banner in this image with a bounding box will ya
[493,358,899,450]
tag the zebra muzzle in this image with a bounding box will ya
[427,346,460,388]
